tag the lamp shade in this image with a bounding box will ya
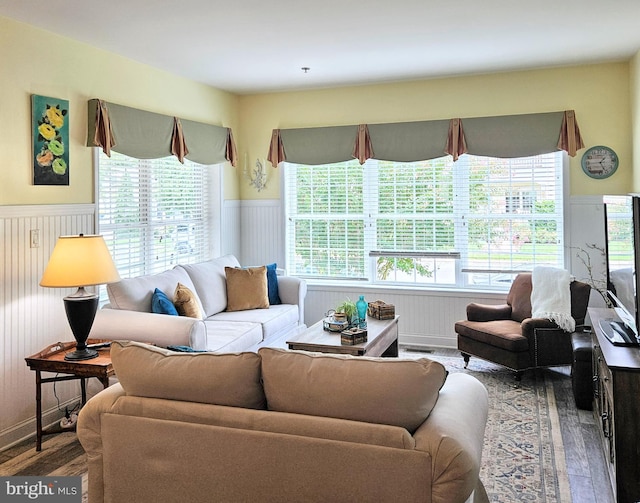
[40,234,120,288]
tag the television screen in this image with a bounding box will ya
[603,195,640,344]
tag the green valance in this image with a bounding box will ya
[279,125,358,165]
[267,110,583,166]
[87,99,237,166]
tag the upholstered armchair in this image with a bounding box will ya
[455,273,591,379]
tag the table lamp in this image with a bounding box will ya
[40,234,120,361]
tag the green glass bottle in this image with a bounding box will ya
[356,295,367,326]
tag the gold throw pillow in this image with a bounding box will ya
[225,266,269,312]
[174,282,203,319]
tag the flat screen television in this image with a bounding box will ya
[602,194,640,345]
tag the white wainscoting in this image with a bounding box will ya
[305,285,505,348]
[0,204,95,450]
[221,200,241,258]
[237,199,283,267]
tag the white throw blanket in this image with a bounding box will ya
[531,266,575,332]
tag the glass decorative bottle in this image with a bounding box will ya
[356,295,368,326]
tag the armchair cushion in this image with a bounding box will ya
[454,319,528,352]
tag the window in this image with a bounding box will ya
[284,152,565,289]
[97,151,214,283]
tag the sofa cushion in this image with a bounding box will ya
[107,267,195,312]
[202,321,263,352]
[151,288,178,316]
[180,255,241,317]
[225,266,269,312]
[174,283,204,319]
[259,348,447,433]
[210,304,298,341]
[110,341,266,409]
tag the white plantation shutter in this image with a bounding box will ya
[98,151,212,291]
[284,151,564,289]
[458,153,565,286]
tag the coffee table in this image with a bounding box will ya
[287,316,399,357]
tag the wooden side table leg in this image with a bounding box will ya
[35,370,42,452]
[80,378,87,405]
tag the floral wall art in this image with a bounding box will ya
[32,94,69,185]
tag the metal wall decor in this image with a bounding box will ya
[245,158,267,191]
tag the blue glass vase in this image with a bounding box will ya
[356,295,368,326]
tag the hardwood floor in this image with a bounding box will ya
[0,347,616,503]
[547,365,615,503]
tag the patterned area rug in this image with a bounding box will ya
[401,349,571,503]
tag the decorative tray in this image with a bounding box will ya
[323,317,350,332]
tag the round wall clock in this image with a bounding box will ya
[581,145,618,179]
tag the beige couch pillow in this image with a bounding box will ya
[225,266,269,311]
[174,282,203,319]
[111,341,266,409]
[258,348,447,432]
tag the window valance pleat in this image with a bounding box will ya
[87,99,236,166]
[267,110,584,166]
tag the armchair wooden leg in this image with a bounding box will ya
[461,352,470,369]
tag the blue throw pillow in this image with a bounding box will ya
[266,263,281,305]
[151,288,179,316]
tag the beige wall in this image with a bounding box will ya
[237,63,632,200]
[0,16,239,205]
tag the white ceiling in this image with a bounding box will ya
[2,0,640,95]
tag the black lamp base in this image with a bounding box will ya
[64,347,99,361]
[63,288,100,362]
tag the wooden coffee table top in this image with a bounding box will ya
[287,316,399,357]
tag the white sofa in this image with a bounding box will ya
[89,255,307,352]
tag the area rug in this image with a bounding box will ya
[401,349,571,503]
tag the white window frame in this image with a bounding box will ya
[283,152,568,290]
[94,149,222,287]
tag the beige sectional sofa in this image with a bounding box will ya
[78,341,489,503]
[88,254,307,352]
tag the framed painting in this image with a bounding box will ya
[32,94,69,185]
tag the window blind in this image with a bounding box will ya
[98,151,211,287]
[284,151,564,289]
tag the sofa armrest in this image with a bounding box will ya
[77,383,126,503]
[413,373,489,503]
[277,276,307,326]
[466,302,512,322]
[89,309,207,349]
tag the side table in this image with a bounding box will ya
[25,339,114,451]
